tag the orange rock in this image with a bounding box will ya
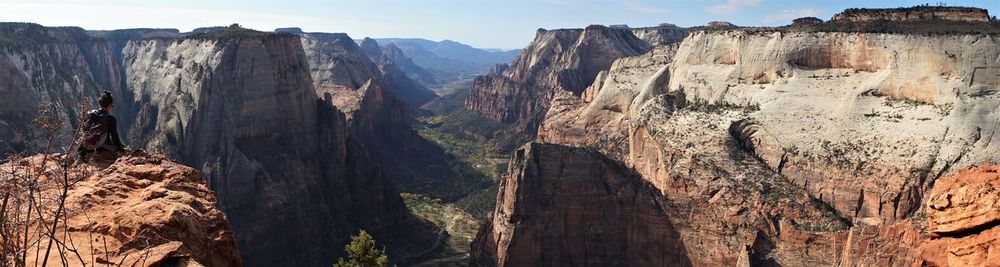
[4,153,242,267]
[928,165,1000,235]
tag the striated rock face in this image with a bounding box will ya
[481,22,1000,266]
[631,25,689,47]
[298,32,381,112]
[927,165,1000,236]
[538,45,677,157]
[302,34,477,200]
[0,24,440,266]
[922,164,1000,266]
[463,25,652,148]
[669,30,1000,225]
[5,154,241,267]
[121,33,439,266]
[832,6,991,23]
[470,143,690,266]
[0,24,121,154]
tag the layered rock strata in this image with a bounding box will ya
[478,20,1000,266]
[832,6,991,23]
[463,25,654,149]
[0,24,440,266]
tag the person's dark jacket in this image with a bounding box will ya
[99,110,126,151]
[81,110,125,152]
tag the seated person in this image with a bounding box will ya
[77,91,126,161]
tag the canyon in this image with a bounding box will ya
[1,4,998,267]
[470,6,1000,267]
[0,24,449,266]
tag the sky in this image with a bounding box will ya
[0,0,997,49]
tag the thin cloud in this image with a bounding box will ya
[621,0,668,14]
[762,8,826,24]
[705,0,761,15]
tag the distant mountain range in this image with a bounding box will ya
[365,38,520,89]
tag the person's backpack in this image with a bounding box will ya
[79,110,109,151]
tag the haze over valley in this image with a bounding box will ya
[1,1,999,266]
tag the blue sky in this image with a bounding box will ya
[0,0,996,49]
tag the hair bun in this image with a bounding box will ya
[102,91,112,97]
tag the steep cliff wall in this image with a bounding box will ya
[119,33,439,266]
[471,142,690,266]
[0,24,120,154]
[831,6,991,23]
[481,24,1000,265]
[462,25,652,147]
[302,33,487,202]
[0,24,441,266]
[669,30,1000,224]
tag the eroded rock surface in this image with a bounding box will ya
[471,143,690,267]
[478,17,1000,266]
[4,154,241,267]
[0,24,441,266]
[831,6,991,23]
[463,25,653,149]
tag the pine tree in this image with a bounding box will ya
[334,230,389,267]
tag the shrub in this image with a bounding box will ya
[334,230,390,267]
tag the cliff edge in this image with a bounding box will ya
[1,153,241,266]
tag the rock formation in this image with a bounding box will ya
[2,153,241,267]
[832,6,991,23]
[0,24,441,266]
[462,25,656,150]
[477,13,1000,266]
[120,28,443,266]
[470,142,690,266]
[630,25,689,47]
[300,32,485,201]
[361,38,440,92]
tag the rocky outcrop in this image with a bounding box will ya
[463,25,652,149]
[4,154,241,267]
[922,164,1000,266]
[927,165,1000,236]
[538,45,677,158]
[471,142,690,266]
[832,6,991,23]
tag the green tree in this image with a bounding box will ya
[334,230,389,267]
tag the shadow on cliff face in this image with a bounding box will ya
[470,143,693,266]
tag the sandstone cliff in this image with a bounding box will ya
[0,24,442,266]
[667,30,1000,225]
[470,142,690,266]
[122,30,443,266]
[0,24,120,154]
[481,19,1000,265]
[831,6,991,23]
[462,25,654,150]
[2,153,241,266]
